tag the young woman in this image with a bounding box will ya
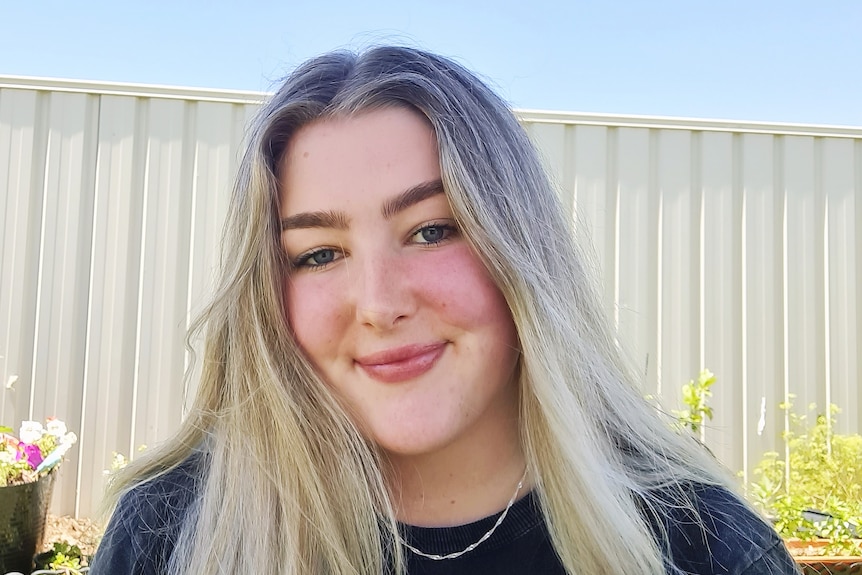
[91,46,799,574]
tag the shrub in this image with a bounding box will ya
[748,399,862,555]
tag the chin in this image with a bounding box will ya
[372,429,455,460]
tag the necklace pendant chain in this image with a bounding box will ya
[401,467,529,561]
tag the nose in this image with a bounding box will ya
[350,250,415,330]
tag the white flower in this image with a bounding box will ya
[60,432,78,447]
[19,421,44,444]
[0,448,15,464]
[105,451,129,475]
[46,419,68,438]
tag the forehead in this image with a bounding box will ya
[277,107,440,214]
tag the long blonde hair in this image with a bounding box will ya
[107,46,738,574]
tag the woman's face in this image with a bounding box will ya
[278,107,521,460]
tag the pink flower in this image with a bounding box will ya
[17,443,43,469]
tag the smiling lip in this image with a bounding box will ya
[355,343,447,383]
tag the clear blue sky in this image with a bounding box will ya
[3,0,860,126]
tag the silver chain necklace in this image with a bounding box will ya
[401,467,529,561]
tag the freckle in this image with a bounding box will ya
[450,500,456,505]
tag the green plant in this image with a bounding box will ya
[749,399,862,556]
[104,444,148,477]
[673,369,715,435]
[34,540,86,571]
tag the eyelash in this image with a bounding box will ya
[292,247,340,271]
[410,221,457,245]
[290,221,458,271]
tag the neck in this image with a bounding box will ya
[388,423,528,527]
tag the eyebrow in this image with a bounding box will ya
[280,210,349,231]
[381,179,445,219]
[280,179,445,231]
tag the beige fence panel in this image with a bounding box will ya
[1,76,860,517]
[0,77,261,516]
[523,112,862,483]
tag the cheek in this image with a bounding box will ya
[409,245,516,335]
[284,276,345,356]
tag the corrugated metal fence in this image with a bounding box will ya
[1,76,860,518]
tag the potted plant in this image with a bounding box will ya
[0,418,77,574]
[748,399,862,574]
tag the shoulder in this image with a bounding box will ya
[89,452,205,575]
[653,483,800,575]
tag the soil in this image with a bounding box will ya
[42,515,104,559]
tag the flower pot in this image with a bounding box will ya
[785,538,862,575]
[0,470,57,574]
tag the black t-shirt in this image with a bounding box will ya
[403,491,562,574]
[91,455,800,574]
[404,489,800,574]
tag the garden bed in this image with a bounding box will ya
[786,539,862,575]
[42,515,101,559]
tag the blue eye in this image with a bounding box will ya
[414,223,456,244]
[420,226,447,242]
[294,248,338,269]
